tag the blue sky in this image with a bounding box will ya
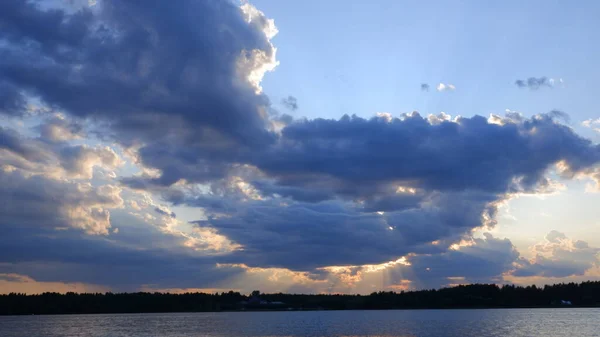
[256,0,600,124]
[0,0,599,294]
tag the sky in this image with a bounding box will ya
[0,0,599,295]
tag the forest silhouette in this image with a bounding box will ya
[2,282,600,315]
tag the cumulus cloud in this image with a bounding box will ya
[257,112,598,197]
[60,145,122,179]
[129,111,600,273]
[436,83,455,91]
[228,232,521,291]
[38,115,84,143]
[0,0,279,185]
[1,0,600,293]
[585,168,600,192]
[513,231,600,278]
[281,95,298,111]
[0,123,124,236]
[515,77,563,90]
[0,168,123,235]
[387,233,520,288]
[583,118,600,133]
[193,195,491,270]
[1,123,122,180]
[59,145,122,179]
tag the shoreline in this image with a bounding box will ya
[2,305,599,317]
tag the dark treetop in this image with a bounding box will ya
[1,282,600,315]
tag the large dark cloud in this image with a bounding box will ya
[0,213,239,290]
[4,2,596,193]
[151,112,600,271]
[184,190,496,270]
[255,112,599,198]
[390,233,520,288]
[0,0,278,184]
[2,0,600,292]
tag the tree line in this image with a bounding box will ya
[1,281,600,315]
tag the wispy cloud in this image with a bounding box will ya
[515,77,564,90]
[281,95,298,111]
[420,83,455,92]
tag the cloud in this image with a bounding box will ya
[515,77,563,90]
[138,111,600,273]
[1,123,122,180]
[0,167,123,235]
[582,118,600,133]
[0,273,109,294]
[281,96,298,111]
[58,145,122,179]
[0,0,279,185]
[585,168,600,192]
[0,126,52,165]
[390,233,519,288]
[0,123,124,235]
[174,184,498,271]
[154,206,176,219]
[232,232,521,292]
[0,206,243,290]
[513,231,600,278]
[192,193,496,270]
[38,115,84,143]
[256,112,598,197]
[1,0,600,294]
[436,83,455,91]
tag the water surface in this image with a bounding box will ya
[1,308,598,337]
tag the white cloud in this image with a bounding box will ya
[436,83,456,92]
[237,3,279,94]
[59,145,123,180]
[582,118,600,133]
[513,231,600,278]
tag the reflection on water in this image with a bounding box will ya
[0,308,599,337]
